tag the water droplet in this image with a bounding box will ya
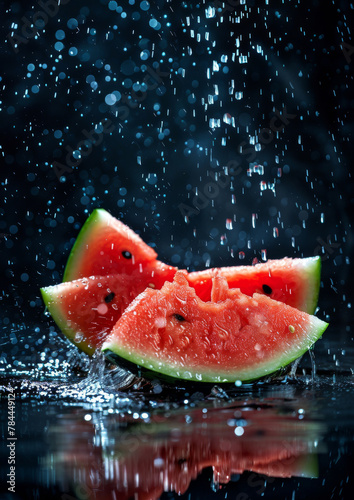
[97,303,108,315]
[74,332,83,343]
[252,213,257,228]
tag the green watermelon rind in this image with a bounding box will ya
[297,256,321,314]
[288,453,319,479]
[63,209,109,282]
[40,283,95,356]
[102,314,328,384]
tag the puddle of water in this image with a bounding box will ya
[1,370,354,499]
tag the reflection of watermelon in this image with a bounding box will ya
[103,272,328,383]
[45,402,322,500]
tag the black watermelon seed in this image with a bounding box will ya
[121,250,132,259]
[104,292,115,303]
[173,313,186,322]
[262,284,273,295]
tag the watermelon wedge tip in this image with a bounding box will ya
[41,274,141,355]
[63,208,161,282]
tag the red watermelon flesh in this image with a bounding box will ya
[42,258,322,357]
[103,271,328,383]
[41,266,185,355]
[63,209,321,314]
[188,256,321,314]
[41,275,137,355]
[63,208,177,282]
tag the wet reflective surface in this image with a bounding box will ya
[1,348,354,500]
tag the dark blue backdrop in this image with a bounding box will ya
[0,0,353,363]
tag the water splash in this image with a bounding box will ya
[309,348,317,383]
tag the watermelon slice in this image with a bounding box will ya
[63,208,177,281]
[41,267,185,355]
[188,256,321,314]
[103,272,328,383]
[42,208,322,355]
[63,209,321,314]
[41,274,138,355]
[41,257,321,356]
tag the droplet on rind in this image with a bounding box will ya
[74,332,83,342]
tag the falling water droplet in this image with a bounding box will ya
[226,218,233,230]
[252,213,257,228]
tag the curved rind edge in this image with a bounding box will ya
[304,256,322,314]
[63,208,108,282]
[102,315,329,384]
[294,454,319,479]
[40,285,95,356]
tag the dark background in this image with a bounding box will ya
[0,0,353,360]
[0,2,354,500]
